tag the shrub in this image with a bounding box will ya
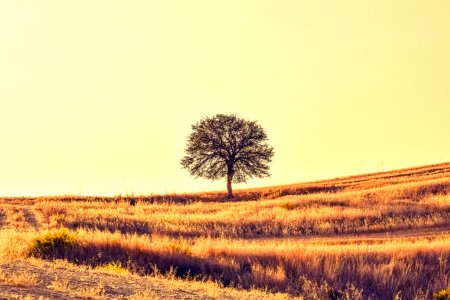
[99,260,130,275]
[27,227,77,259]
[434,289,450,300]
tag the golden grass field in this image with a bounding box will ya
[1,162,450,299]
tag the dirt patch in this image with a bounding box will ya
[0,209,5,229]
[22,208,41,231]
[0,204,41,231]
[0,283,84,300]
[0,259,282,300]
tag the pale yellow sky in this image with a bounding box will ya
[0,1,449,196]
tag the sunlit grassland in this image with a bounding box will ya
[34,178,450,238]
[1,162,450,299]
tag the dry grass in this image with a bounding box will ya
[3,205,29,230]
[19,227,448,298]
[31,178,450,239]
[0,162,450,299]
[47,277,105,299]
[0,229,34,263]
[0,269,38,286]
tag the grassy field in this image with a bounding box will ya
[1,162,450,299]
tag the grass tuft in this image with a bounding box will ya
[99,260,130,275]
[277,201,296,210]
[435,289,450,300]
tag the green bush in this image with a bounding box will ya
[434,289,450,300]
[27,227,77,258]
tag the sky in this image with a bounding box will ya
[0,1,449,197]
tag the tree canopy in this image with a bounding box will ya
[181,114,274,198]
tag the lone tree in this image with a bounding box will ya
[181,114,274,199]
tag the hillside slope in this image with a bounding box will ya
[0,259,292,300]
[1,162,449,299]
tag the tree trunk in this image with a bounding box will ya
[227,174,234,199]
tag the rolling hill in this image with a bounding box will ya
[1,162,449,299]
